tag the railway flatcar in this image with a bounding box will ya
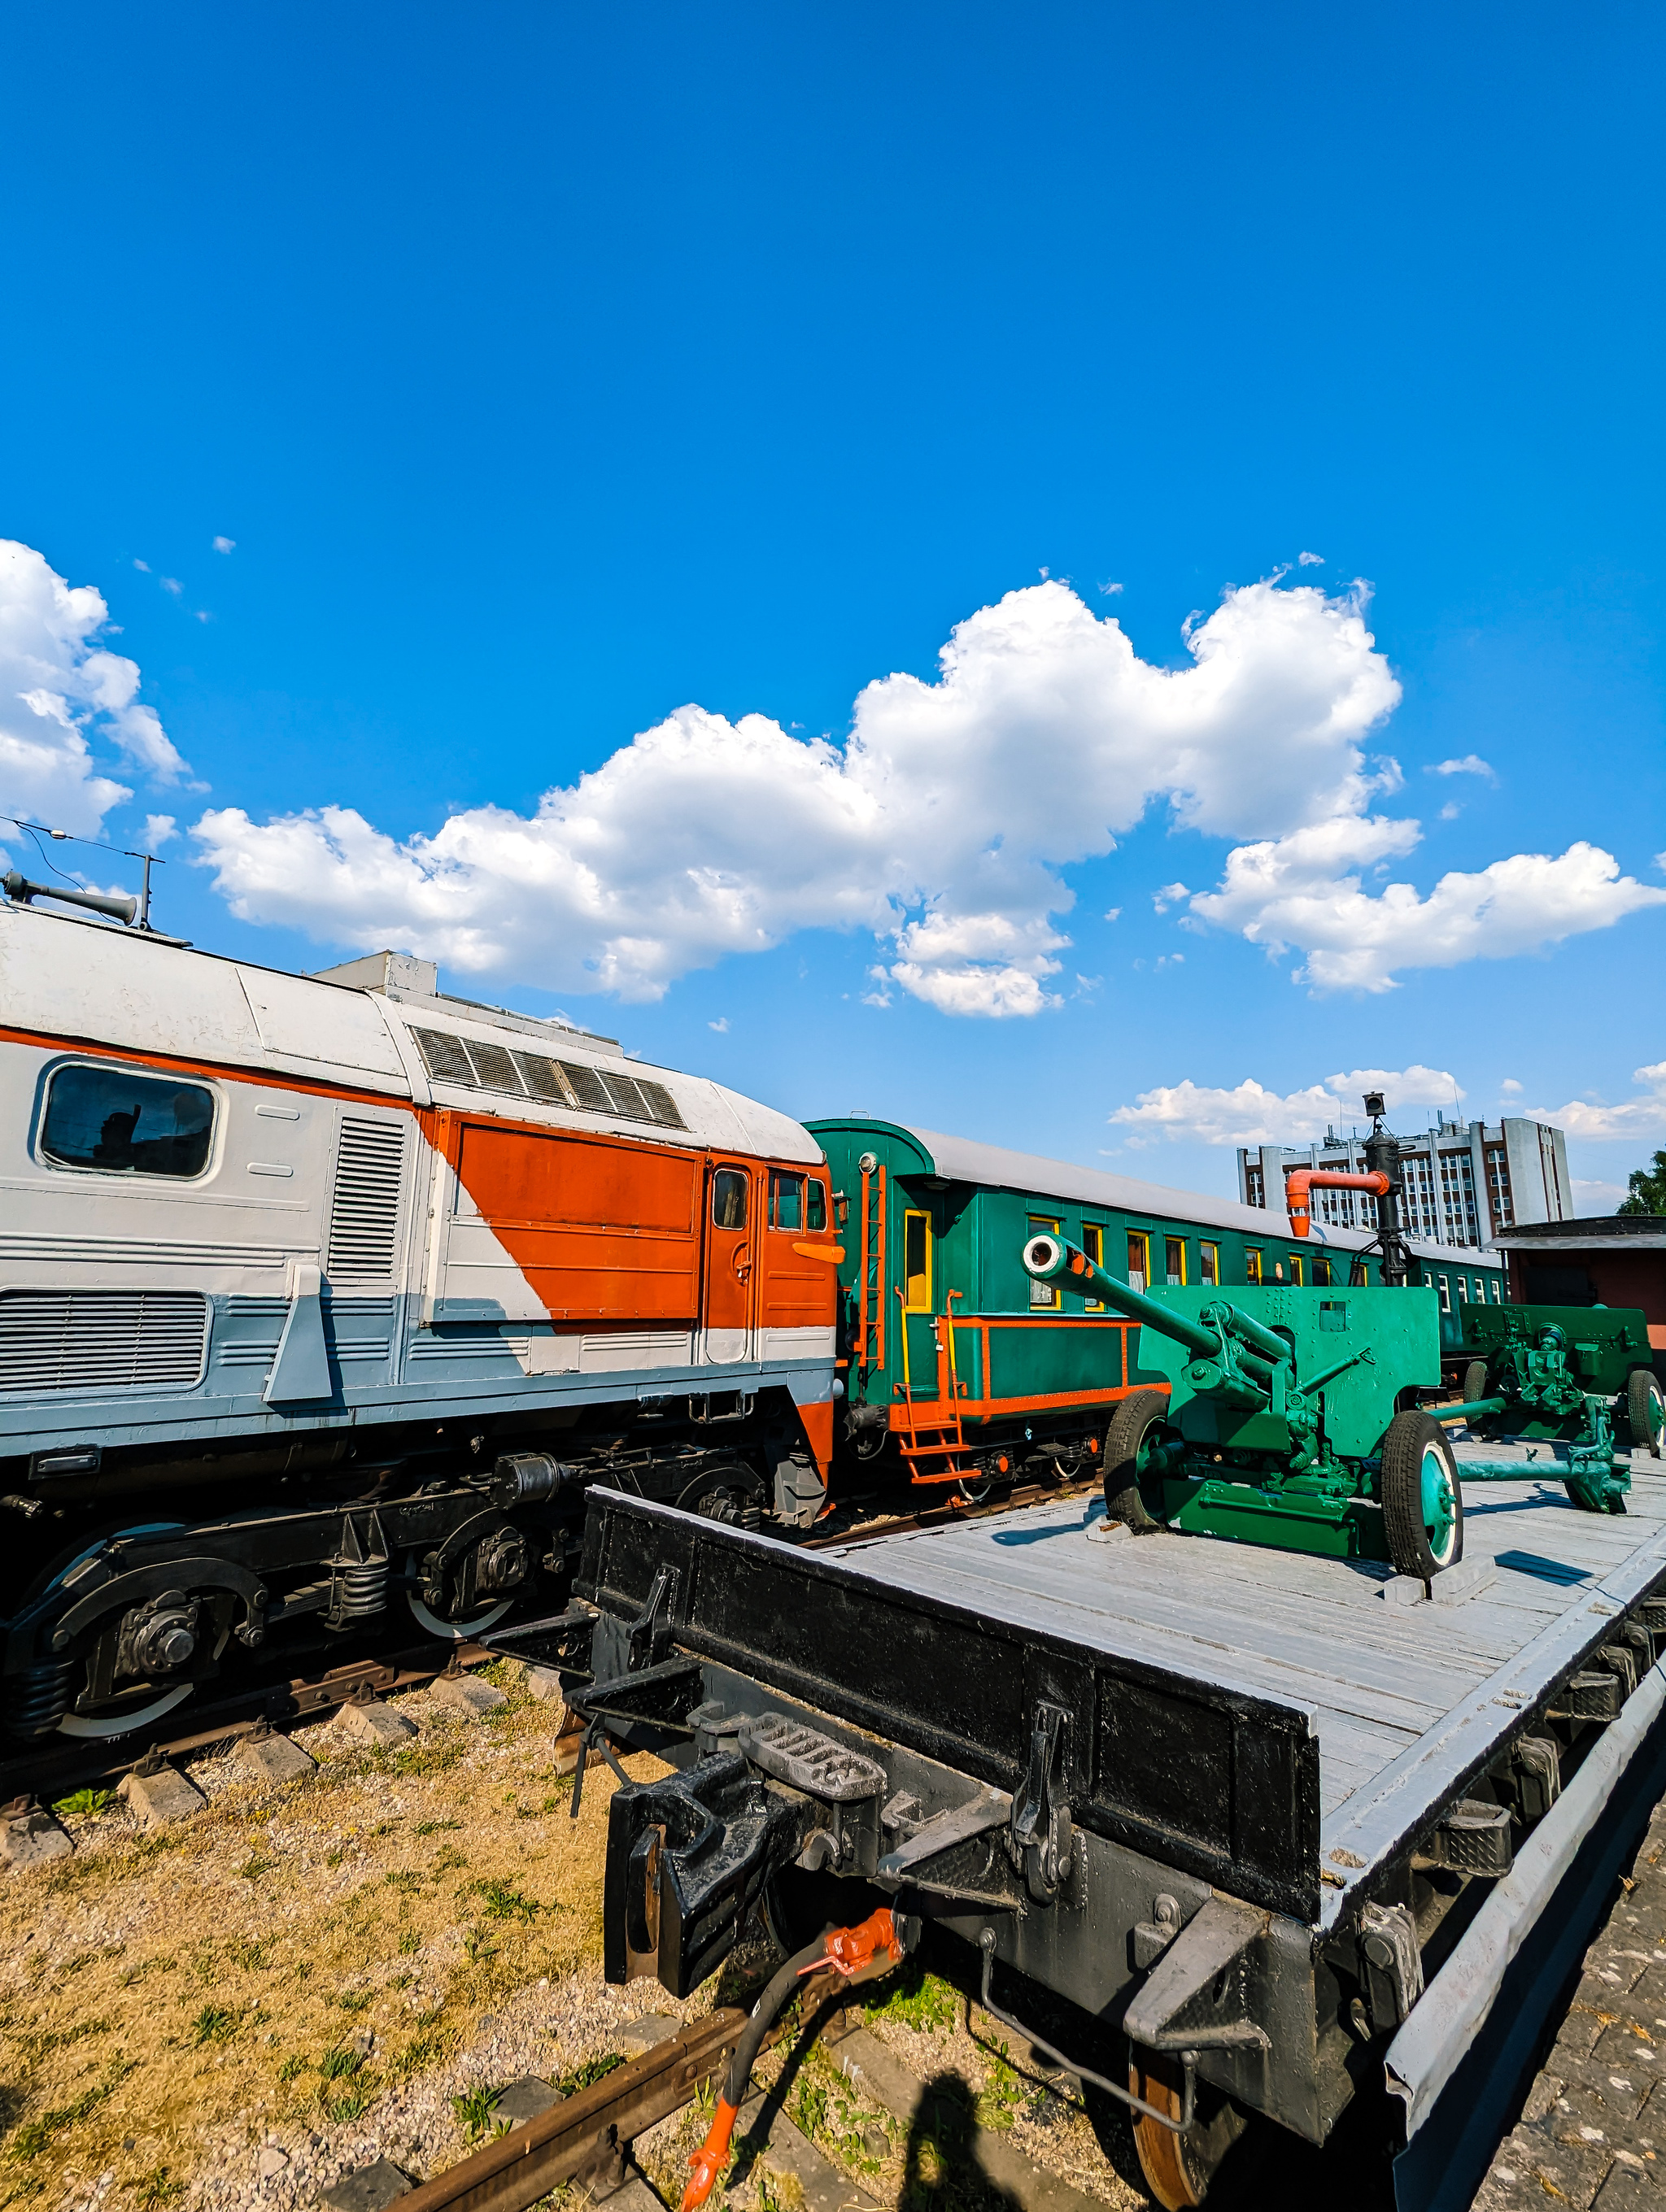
[807,1117,1504,1493]
[0,901,838,1742]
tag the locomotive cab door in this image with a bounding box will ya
[703,1162,757,1363]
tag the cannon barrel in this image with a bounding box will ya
[1023,1234,1225,1360]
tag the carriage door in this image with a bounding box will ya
[703,1162,757,1363]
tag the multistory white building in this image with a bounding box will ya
[1236,1114,1571,1250]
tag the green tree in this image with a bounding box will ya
[1618,1150,1666,1215]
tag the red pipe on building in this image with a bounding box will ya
[1284,1168,1392,1239]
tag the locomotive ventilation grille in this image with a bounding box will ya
[327,1117,409,1278]
[409,1028,686,1130]
[0,1288,210,1393]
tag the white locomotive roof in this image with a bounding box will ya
[0,900,821,1166]
[826,1116,1496,1269]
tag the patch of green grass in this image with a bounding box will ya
[129,2166,185,2206]
[237,1856,274,1883]
[20,2018,110,2062]
[330,1989,374,2014]
[451,2083,506,2142]
[192,2005,238,2047]
[232,1939,273,1971]
[553,2053,625,2098]
[321,2084,375,2124]
[463,1928,499,1964]
[5,2059,137,2161]
[414,1818,461,1836]
[277,2055,307,2084]
[398,1930,421,1956]
[325,1848,347,1868]
[866,1962,957,2034]
[383,1870,423,1894]
[469,1878,539,1922]
[389,2028,452,2081]
[52,1787,117,1818]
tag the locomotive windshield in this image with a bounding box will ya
[41,1064,215,1178]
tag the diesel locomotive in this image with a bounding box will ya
[0,902,840,1742]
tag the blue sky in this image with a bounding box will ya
[2,3,1664,1208]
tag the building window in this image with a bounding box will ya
[1485,1144,1514,1230]
[1127,1231,1150,1292]
[1165,1235,1185,1286]
[41,1064,216,1179]
[1082,1222,1106,1310]
[905,1210,933,1311]
[1245,1164,1265,1208]
[1199,1240,1219,1287]
[1245,1248,1263,1285]
[1028,1216,1061,1308]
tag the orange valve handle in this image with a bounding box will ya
[1284,1168,1391,1240]
[800,1905,907,1980]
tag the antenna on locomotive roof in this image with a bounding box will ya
[1,816,185,942]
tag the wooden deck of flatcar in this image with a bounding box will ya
[816,1439,1666,1927]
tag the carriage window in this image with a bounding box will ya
[712,1169,748,1228]
[1199,1240,1220,1286]
[1082,1222,1106,1310]
[904,1210,932,1311]
[41,1065,215,1178]
[806,1179,827,1232]
[1029,1216,1061,1309]
[1490,1278,1502,1303]
[1312,1255,1332,1287]
[1289,1255,1304,1286]
[1127,1232,1150,1292]
[1244,1248,1263,1285]
[1165,1236,1186,1287]
[770,1173,804,1230]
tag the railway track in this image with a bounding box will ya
[0,1474,1094,1808]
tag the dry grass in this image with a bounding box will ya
[0,1664,668,2209]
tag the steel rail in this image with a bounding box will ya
[395,1970,850,2212]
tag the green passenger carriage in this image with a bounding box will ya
[806,1119,1504,1493]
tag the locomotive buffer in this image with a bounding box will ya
[509,1453,1666,2210]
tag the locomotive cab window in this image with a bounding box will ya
[770,1173,804,1230]
[41,1065,215,1178]
[806,1179,827,1232]
[712,1169,748,1228]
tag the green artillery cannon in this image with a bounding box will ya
[1428,1303,1664,1516]
[1023,1232,1462,1579]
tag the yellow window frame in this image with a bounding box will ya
[1127,1230,1151,1291]
[1081,1221,1106,1310]
[1245,1247,1263,1285]
[1199,1240,1220,1287]
[1289,1254,1304,1286]
[1029,1215,1061,1309]
[904,1209,933,1312]
[1164,1234,1186,1287]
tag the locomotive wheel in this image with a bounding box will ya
[1629,1369,1664,1457]
[1101,1391,1171,1533]
[677,1465,765,1531]
[26,1523,231,1740]
[1129,2051,1249,2209]
[1380,1411,1463,1578]
[403,1550,516,1641]
[1463,1360,1490,1410]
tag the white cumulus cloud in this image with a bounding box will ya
[0,540,190,840]
[1110,1064,1466,1147]
[1523,1063,1666,1143]
[177,565,1666,1012]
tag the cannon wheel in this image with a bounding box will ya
[1129,2051,1249,2209]
[1629,1369,1664,1458]
[1101,1390,1171,1533]
[1463,1360,1490,1408]
[1381,1410,1463,1578]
